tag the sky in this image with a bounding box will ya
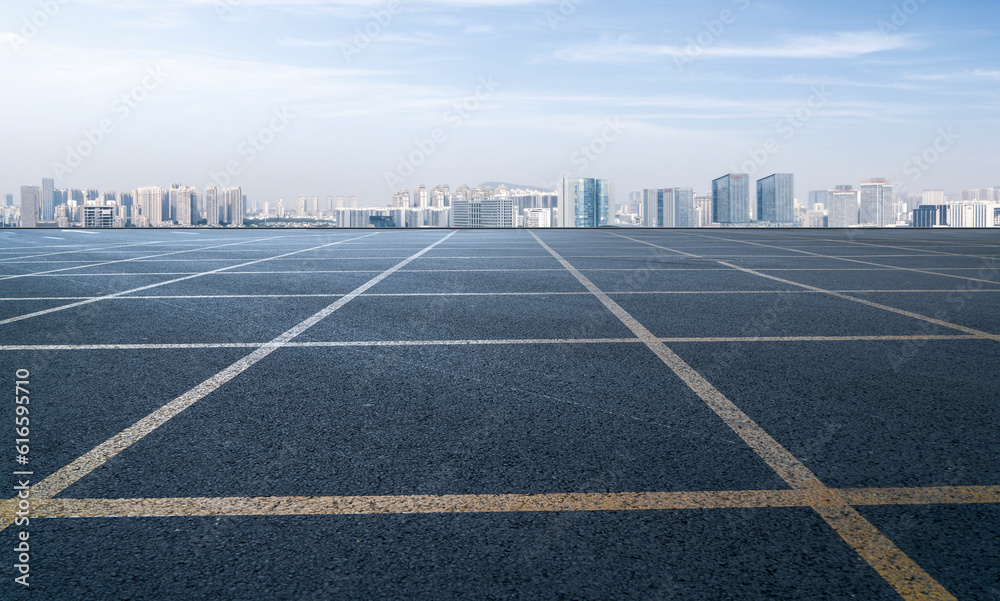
[2,0,999,207]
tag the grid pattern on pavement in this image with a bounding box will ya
[1,227,998,601]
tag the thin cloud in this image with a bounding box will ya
[552,32,916,64]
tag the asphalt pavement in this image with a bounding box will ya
[1,227,998,600]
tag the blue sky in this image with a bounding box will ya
[2,0,998,206]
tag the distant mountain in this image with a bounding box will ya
[480,182,556,193]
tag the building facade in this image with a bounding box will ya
[558,178,614,228]
[757,174,795,224]
[712,174,751,225]
[860,179,894,227]
[827,186,860,228]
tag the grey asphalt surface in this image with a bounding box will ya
[1,227,998,600]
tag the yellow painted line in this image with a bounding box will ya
[842,486,1000,506]
[0,231,458,535]
[3,486,998,521]
[533,231,956,601]
[611,233,1000,343]
[15,490,809,519]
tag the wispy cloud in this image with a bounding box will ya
[552,32,916,64]
[905,69,1000,81]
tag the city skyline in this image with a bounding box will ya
[2,1,999,205]
[8,173,1000,229]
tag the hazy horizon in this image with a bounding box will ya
[3,0,998,206]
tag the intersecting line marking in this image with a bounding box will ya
[0,233,386,326]
[610,233,1000,343]
[534,231,959,601]
[0,231,459,535]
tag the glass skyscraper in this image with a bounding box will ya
[712,174,751,225]
[41,178,54,222]
[558,178,615,228]
[757,173,795,224]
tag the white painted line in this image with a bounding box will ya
[0,240,166,263]
[0,234,382,326]
[0,237,284,281]
[43,236,65,240]
[0,335,984,352]
[0,230,458,531]
[62,229,99,234]
[610,233,1000,343]
[682,232,1000,287]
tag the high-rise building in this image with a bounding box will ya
[83,205,115,228]
[335,195,345,209]
[808,190,829,211]
[913,205,949,228]
[523,208,552,228]
[664,188,695,227]
[4,194,12,207]
[309,196,319,216]
[757,174,795,224]
[20,186,40,227]
[41,178,54,221]
[415,185,429,209]
[642,189,661,227]
[392,190,410,208]
[712,174,751,225]
[694,194,712,227]
[827,186,859,228]
[205,187,220,226]
[276,199,285,218]
[962,188,999,202]
[922,190,946,205]
[134,186,166,227]
[557,178,614,228]
[348,195,358,209]
[950,202,1000,228]
[860,179,894,227]
[224,187,244,225]
[431,185,450,208]
[169,186,197,226]
[450,197,515,228]
[296,196,307,218]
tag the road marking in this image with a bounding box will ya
[610,233,1000,343]
[679,232,1000,287]
[2,289,997,303]
[7,486,997,520]
[0,237,285,281]
[43,236,65,240]
[0,240,166,263]
[782,235,1000,260]
[0,234,385,326]
[0,334,986,353]
[530,231,957,601]
[62,229,99,234]
[0,231,457,534]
